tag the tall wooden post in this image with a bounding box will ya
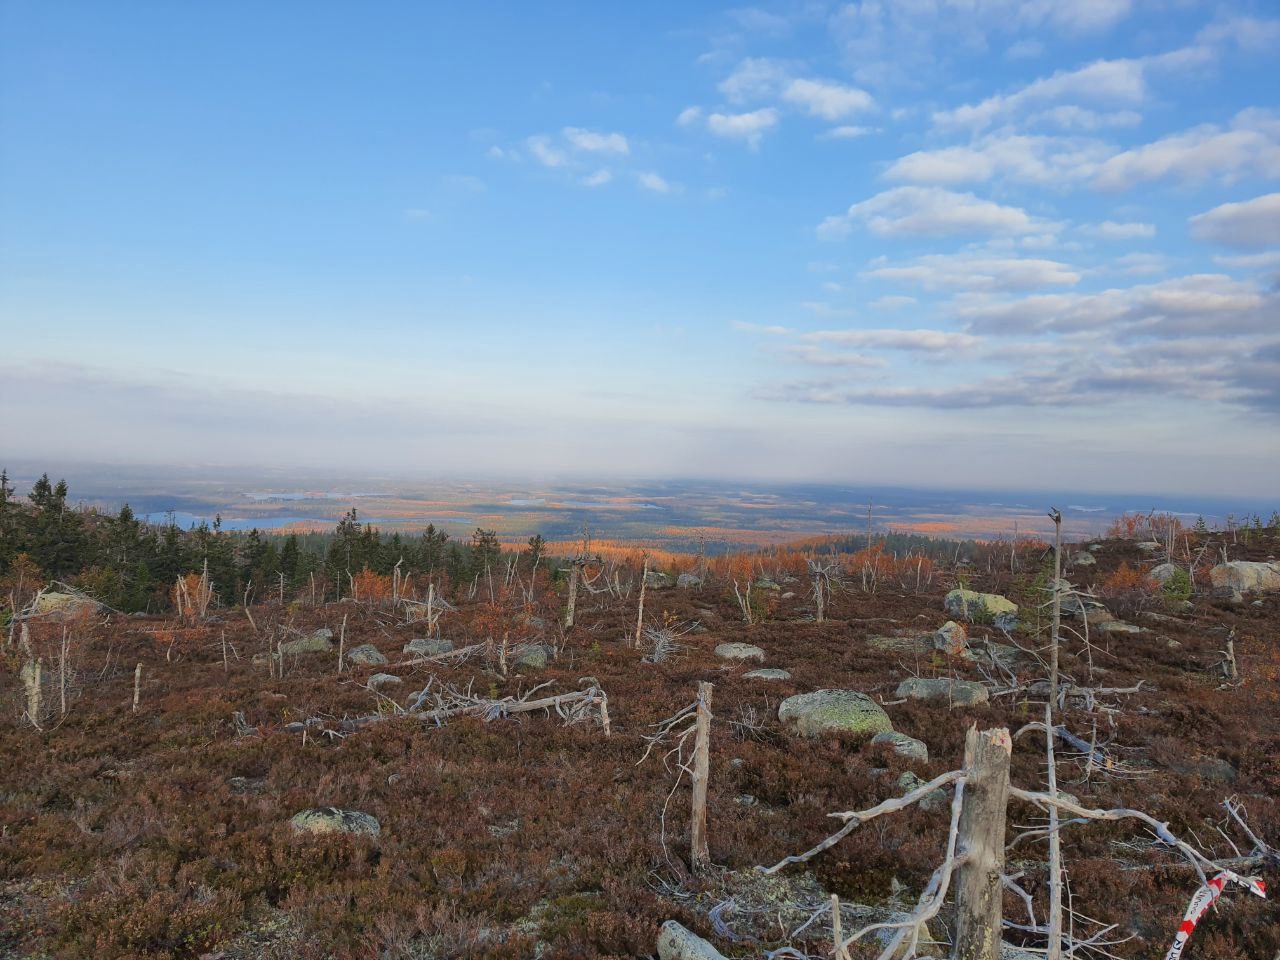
[690,681,713,873]
[953,726,1012,960]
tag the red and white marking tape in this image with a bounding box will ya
[1163,870,1266,960]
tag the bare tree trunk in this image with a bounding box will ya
[59,626,69,716]
[565,560,582,629]
[1048,508,1063,714]
[952,726,1012,960]
[691,681,713,873]
[1045,705,1064,960]
[634,557,648,649]
[337,613,347,674]
[22,657,43,729]
[132,662,142,713]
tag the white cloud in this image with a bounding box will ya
[1213,250,1280,271]
[1082,220,1156,239]
[636,171,672,194]
[1189,193,1280,249]
[781,78,874,120]
[562,127,629,154]
[885,134,1112,186]
[1094,110,1280,190]
[820,125,872,140]
[819,186,1047,239]
[1115,252,1170,276]
[718,57,790,102]
[779,345,887,368]
[676,106,703,127]
[582,169,613,188]
[1196,16,1280,55]
[402,208,432,221]
[802,327,982,351]
[933,58,1148,132]
[957,273,1273,336]
[865,253,1081,290]
[526,134,567,168]
[707,108,780,148]
[1006,39,1044,60]
[871,295,918,311]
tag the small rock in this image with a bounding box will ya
[1149,562,1179,584]
[644,570,674,589]
[366,673,402,691]
[289,807,380,838]
[279,630,335,655]
[896,677,989,706]
[944,589,1018,630]
[715,642,765,662]
[1136,541,1162,554]
[344,644,388,666]
[743,667,791,680]
[1096,620,1142,635]
[897,772,947,812]
[872,731,929,763]
[676,573,702,589]
[734,794,758,806]
[657,920,727,960]
[403,637,453,656]
[228,776,266,794]
[778,689,894,739]
[932,621,973,659]
[514,644,551,670]
[1167,639,1183,650]
[1070,553,1096,568]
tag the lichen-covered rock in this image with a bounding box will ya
[944,589,1018,630]
[1097,620,1142,635]
[1209,561,1280,595]
[778,689,893,739]
[31,591,102,619]
[867,633,933,654]
[644,570,674,589]
[366,673,402,690]
[1149,562,1179,584]
[289,807,380,838]
[1070,553,1096,568]
[676,573,702,589]
[657,920,727,960]
[896,677,989,706]
[715,642,765,662]
[932,621,973,659]
[279,630,336,655]
[403,637,453,656]
[872,731,929,763]
[344,643,388,666]
[514,644,551,670]
[743,667,791,680]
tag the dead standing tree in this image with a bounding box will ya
[640,682,716,874]
[759,723,1269,960]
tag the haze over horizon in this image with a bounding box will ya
[3,2,1279,496]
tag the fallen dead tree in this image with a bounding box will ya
[302,677,612,735]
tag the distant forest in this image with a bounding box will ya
[0,472,523,614]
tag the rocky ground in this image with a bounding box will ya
[2,534,1278,959]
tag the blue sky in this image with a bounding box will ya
[2,1,1278,494]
